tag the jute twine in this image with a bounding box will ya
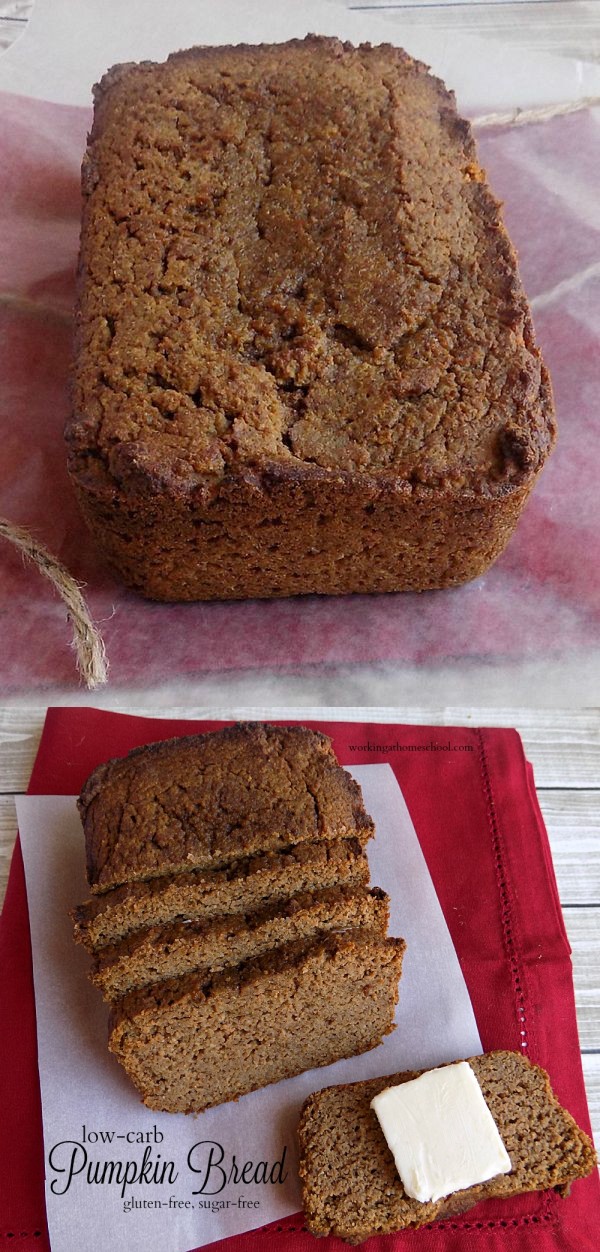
[0,519,108,689]
[472,95,600,129]
[2,93,599,687]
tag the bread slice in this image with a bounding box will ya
[80,724,373,893]
[71,836,369,952]
[109,931,406,1113]
[298,1051,597,1242]
[90,884,389,1000]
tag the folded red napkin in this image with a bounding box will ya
[0,708,597,1250]
[2,92,600,689]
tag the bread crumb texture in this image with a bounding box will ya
[90,882,389,999]
[108,930,406,1113]
[71,836,369,951]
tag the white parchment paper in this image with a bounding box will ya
[17,764,481,1252]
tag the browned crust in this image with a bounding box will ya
[90,883,390,1000]
[109,929,406,1027]
[107,931,406,1112]
[67,460,539,600]
[71,835,369,951]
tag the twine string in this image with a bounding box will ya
[473,95,600,129]
[0,519,108,689]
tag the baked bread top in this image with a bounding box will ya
[79,723,374,892]
[68,35,555,505]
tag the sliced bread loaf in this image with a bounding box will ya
[298,1051,597,1242]
[91,884,389,1000]
[109,931,406,1113]
[75,724,405,1115]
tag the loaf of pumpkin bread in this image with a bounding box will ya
[298,1051,597,1242]
[67,36,555,600]
[74,725,405,1112]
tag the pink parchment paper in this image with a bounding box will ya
[1,91,599,691]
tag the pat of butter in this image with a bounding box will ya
[370,1061,511,1204]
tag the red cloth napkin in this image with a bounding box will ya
[0,708,597,1251]
[1,92,600,690]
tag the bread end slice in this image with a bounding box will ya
[298,1050,597,1243]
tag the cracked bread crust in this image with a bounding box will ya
[67,35,555,600]
[79,723,374,893]
[298,1051,597,1242]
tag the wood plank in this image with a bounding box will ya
[0,0,32,13]
[0,18,26,52]
[0,795,17,900]
[0,709,42,792]
[420,707,600,789]
[541,792,600,905]
[565,908,600,1050]
[0,0,29,52]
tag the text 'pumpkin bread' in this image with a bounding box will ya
[67,36,555,600]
